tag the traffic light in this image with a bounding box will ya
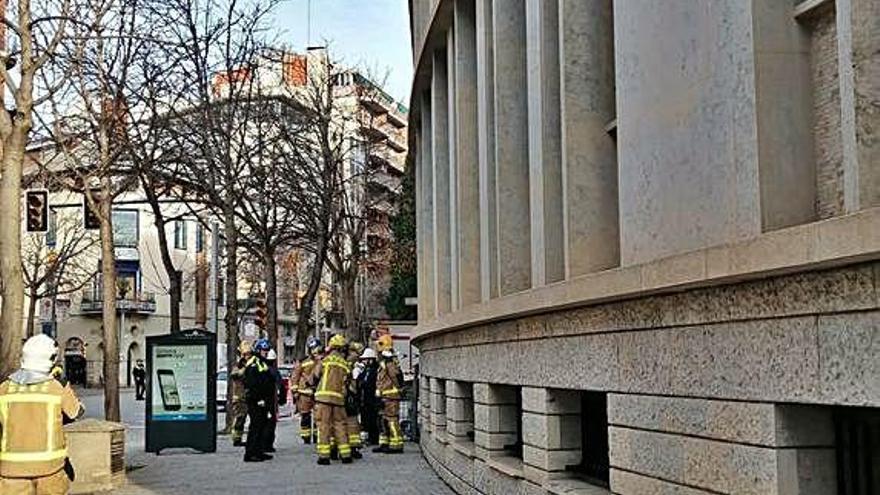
[25,190,48,232]
[254,298,267,330]
[83,194,100,230]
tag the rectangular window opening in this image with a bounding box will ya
[567,391,610,488]
[501,386,523,459]
[834,406,879,495]
[174,220,188,250]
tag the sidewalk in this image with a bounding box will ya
[117,420,454,495]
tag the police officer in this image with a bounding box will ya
[243,339,275,463]
[132,360,146,401]
[0,334,84,494]
[291,337,322,444]
[262,349,285,453]
[230,341,251,447]
[374,334,404,454]
[311,334,352,465]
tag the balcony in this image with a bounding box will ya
[80,291,157,314]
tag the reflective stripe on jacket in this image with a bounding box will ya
[313,353,350,406]
[293,359,316,396]
[0,378,81,478]
[377,359,401,400]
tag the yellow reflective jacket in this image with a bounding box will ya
[312,352,350,406]
[377,358,402,400]
[0,376,82,478]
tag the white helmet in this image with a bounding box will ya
[266,349,277,361]
[360,348,377,360]
[21,334,58,373]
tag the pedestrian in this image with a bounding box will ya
[243,339,275,463]
[0,334,85,495]
[291,337,322,444]
[230,341,251,447]
[357,347,381,445]
[345,341,364,459]
[374,334,404,454]
[132,360,146,401]
[311,334,352,465]
[262,349,286,453]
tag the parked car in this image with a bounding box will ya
[278,364,294,418]
[217,368,228,411]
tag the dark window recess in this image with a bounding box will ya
[567,392,610,488]
[503,389,523,459]
[835,407,879,495]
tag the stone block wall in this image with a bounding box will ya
[416,262,879,494]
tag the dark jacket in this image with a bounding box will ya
[244,356,275,406]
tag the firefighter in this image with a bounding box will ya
[0,334,84,495]
[243,339,275,463]
[291,337,322,444]
[345,341,364,459]
[230,341,251,447]
[311,334,352,465]
[374,334,404,454]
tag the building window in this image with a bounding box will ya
[834,407,879,494]
[174,220,188,250]
[505,387,523,459]
[196,224,205,253]
[112,210,139,248]
[568,392,610,487]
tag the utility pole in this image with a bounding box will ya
[209,221,220,335]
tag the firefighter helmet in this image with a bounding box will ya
[21,334,58,373]
[360,348,377,360]
[328,334,347,350]
[253,339,271,352]
[238,341,252,355]
[266,349,277,361]
[376,334,393,352]
[349,342,364,355]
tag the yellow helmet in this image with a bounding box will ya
[329,334,347,350]
[238,341,252,355]
[376,334,393,352]
[349,342,364,354]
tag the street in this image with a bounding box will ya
[80,389,453,495]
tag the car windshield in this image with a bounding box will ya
[217,370,227,381]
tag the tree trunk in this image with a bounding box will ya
[263,248,278,349]
[195,253,208,327]
[294,236,328,360]
[339,274,357,339]
[99,194,120,422]
[223,213,239,432]
[145,189,181,333]
[26,290,38,338]
[0,128,29,381]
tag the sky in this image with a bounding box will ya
[272,0,414,105]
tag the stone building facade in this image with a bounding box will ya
[407,1,879,494]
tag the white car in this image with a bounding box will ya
[216,368,228,411]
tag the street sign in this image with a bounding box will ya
[145,329,217,454]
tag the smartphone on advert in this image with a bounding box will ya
[157,369,182,411]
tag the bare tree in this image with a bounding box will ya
[158,0,282,431]
[21,208,99,336]
[0,0,79,380]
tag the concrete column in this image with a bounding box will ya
[430,377,448,443]
[493,0,531,295]
[473,383,519,460]
[608,395,838,494]
[839,0,880,211]
[476,0,499,302]
[419,92,436,319]
[420,374,433,435]
[526,0,564,286]
[432,50,453,315]
[447,28,459,313]
[454,0,481,308]
[446,380,475,441]
[559,0,620,277]
[521,388,582,486]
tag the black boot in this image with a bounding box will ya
[372,445,388,453]
[244,456,265,462]
[351,449,363,459]
[233,439,245,447]
[341,457,353,464]
[317,458,330,466]
[302,437,312,445]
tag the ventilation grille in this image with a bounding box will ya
[110,430,125,475]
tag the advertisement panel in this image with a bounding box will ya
[151,344,208,421]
